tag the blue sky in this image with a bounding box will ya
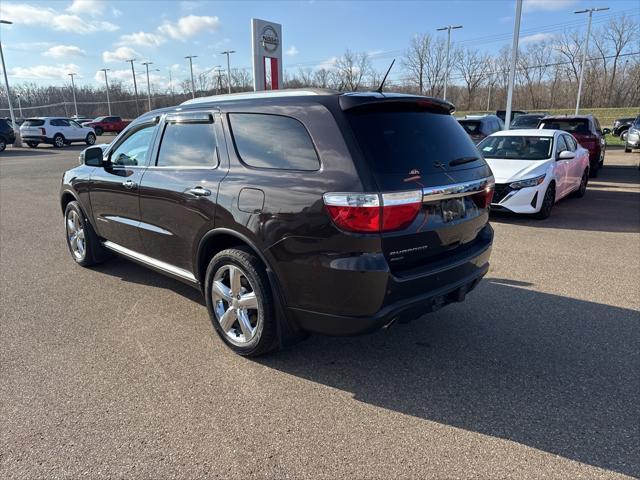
[0,0,636,89]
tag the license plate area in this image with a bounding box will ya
[441,198,466,222]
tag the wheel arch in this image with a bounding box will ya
[60,189,78,215]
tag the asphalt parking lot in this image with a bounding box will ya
[1,140,639,479]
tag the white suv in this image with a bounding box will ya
[20,117,96,148]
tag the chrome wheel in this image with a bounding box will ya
[211,264,260,346]
[66,210,86,260]
[86,133,96,145]
[54,135,64,148]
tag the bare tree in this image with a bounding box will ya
[334,50,371,91]
[456,48,489,110]
[403,33,430,94]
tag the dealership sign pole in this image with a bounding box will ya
[504,0,522,130]
[251,19,283,91]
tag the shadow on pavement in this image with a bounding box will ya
[259,279,640,477]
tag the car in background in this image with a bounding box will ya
[510,113,547,130]
[478,129,589,219]
[625,115,640,153]
[458,115,504,143]
[20,117,97,148]
[496,110,527,122]
[612,116,637,141]
[537,115,607,178]
[82,116,131,136]
[0,118,16,152]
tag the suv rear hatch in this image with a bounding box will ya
[334,97,494,274]
[539,118,595,149]
[21,119,46,137]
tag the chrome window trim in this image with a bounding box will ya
[102,241,196,282]
[422,176,495,203]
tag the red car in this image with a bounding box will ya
[538,115,608,178]
[82,116,131,136]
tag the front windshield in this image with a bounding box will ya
[478,135,553,160]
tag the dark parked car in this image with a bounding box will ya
[510,113,547,129]
[0,118,16,152]
[60,90,495,356]
[538,115,608,177]
[612,116,637,141]
[458,115,504,143]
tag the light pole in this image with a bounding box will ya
[436,25,462,101]
[574,7,609,114]
[221,50,236,94]
[100,68,111,115]
[142,61,153,111]
[126,59,140,116]
[504,0,523,130]
[185,55,197,98]
[16,92,23,118]
[68,72,78,117]
[0,19,21,146]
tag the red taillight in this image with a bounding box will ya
[40,127,46,135]
[323,191,422,233]
[472,182,495,208]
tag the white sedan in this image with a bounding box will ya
[477,129,590,219]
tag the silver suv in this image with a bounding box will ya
[20,117,96,148]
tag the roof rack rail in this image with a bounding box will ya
[180,88,338,106]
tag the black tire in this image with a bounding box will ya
[94,127,103,136]
[589,162,599,178]
[85,133,96,145]
[53,134,65,148]
[0,137,6,152]
[534,183,555,219]
[572,169,588,198]
[204,247,278,357]
[27,141,39,148]
[625,145,632,153]
[64,201,109,267]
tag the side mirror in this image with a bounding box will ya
[83,146,105,167]
[602,128,611,135]
[558,150,575,160]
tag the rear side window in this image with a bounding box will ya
[23,119,45,127]
[459,120,481,134]
[229,113,319,171]
[157,122,218,168]
[348,109,484,176]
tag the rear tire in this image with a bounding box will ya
[625,145,632,153]
[53,134,65,148]
[64,201,109,267]
[27,142,39,148]
[0,138,6,152]
[534,183,555,219]
[572,169,588,198]
[589,162,599,178]
[204,248,278,357]
[94,127,103,136]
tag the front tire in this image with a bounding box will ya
[534,183,555,219]
[85,133,96,145]
[204,248,278,357]
[53,134,65,148]
[64,201,108,267]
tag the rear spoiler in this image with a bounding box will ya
[339,92,455,115]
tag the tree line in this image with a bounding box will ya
[1,15,637,119]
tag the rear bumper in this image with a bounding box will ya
[21,136,52,144]
[287,233,492,336]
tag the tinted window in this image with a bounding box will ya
[22,119,45,127]
[511,115,541,129]
[478,135,553,160]
[157,122,217,167]
[50,119,64,126]
[347,109,485,175]
[459,120,481,134]
[556,135,568,154]
[109,124,156,166]
[564,135,577,151]
[539,119,590,134]
[229,113,319,171]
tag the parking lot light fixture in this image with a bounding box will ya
[142,61,153,112]
[126,59,140,116]
[0,19,22,146]
[436,25,463,102]
[574,7,610,115]
[185,55,198,99]
[100,68,111,115]
[504,0,523,130]
[68,73,78,118]
[221,50,236,94]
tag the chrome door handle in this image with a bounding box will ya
[122,180,137,189]
[188,186,212,197]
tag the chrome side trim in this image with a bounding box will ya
[422,176,495,203]
[102,241,197,282]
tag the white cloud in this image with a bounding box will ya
[285,45,299,57]
[521,32,556,44]
[316,56,338,70]
[118,31,165,47]
[523,0,578,12]
[112,7,122,17]
[102,47,141,63]
[66,0,106,17]
[44,45,86,58]
[9,64,81,80]
[159,15,220,40]
[94,68,167,90]
[0,3,118,33]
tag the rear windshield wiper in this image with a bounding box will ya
[449,156,480,167]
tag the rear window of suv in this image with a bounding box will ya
[346,108,485,176]
[539,119,590,134]
[23,119,45,127]
[228,113,320,171]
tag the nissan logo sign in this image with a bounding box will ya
[261,25,279,53]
